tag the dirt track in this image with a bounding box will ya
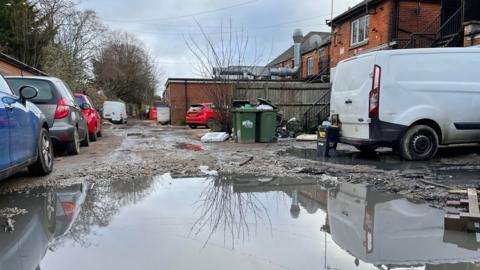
[1,120,480,207]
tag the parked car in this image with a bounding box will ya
[6,76,89,155]
[186,103,220,130]
[74,93,102,141]
[330,48,480,161]
[103,101,127,124]
[0,75,54,180]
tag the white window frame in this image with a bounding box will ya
[351,15,370,46]
[307,56,314,76]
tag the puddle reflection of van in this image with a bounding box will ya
[103,101,127,124]
[330,48,480,161]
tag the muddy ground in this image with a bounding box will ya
[1,120,480,208]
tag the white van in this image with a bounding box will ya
[330,48,480,160]
[103,101,127,124]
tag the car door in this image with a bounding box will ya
[57,81,88,139]
[0,76,35,165]
[0,81,12,172]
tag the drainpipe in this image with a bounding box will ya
[270,29,304,78]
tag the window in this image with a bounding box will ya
[0,76,13,95]
[351,15,369,45]
[6,78,56,103]
[307,56,314,76]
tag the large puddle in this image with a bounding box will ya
[1,175,479,270]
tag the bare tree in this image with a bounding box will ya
[185,20,273,133]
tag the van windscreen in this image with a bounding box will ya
[334,56,373,92]
[6,78,57,104]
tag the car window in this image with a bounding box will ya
[74,96,86,106]
[6,78,56,104]
[54,80,75,106]
[0,75,13,95]
[189,105,204,112]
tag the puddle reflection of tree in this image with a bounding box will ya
[50,177,156,248]
[190,174,274,249]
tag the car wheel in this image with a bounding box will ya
[189,124,197,129]
[66,129,81,155]
[28,128,54,176]
[207,119,222,132]
[80,129,90,147]
[399,125,439,161]
[89,130,98,142]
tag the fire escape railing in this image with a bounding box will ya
[303,90,331,133]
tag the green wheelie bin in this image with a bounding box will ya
[255,98,278,143]
[233,108,258,144]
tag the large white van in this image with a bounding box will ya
[330,48,480,160]
[103,101,127,124]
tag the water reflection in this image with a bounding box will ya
[0,182,87,270]
[2,175,479,270]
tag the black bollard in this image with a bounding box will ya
[317,125,340,157]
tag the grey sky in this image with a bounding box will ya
[78,0,361,88]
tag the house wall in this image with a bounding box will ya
[397,0,442,45]
[301,44,330,79]
[0,60,36,76]
[165,81,233,125]
[464,21,480,47]
[330,0,441,78]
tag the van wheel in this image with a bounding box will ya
[66,129,81,155]
[28,128,54,176]
[400,125,439,161]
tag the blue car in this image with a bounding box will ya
[0,75,54,180]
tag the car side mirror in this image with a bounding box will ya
[19,85,38,100]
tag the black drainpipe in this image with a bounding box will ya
[390,0,400,46]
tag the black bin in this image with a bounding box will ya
[317,125,340,157]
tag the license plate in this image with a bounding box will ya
[319,131,326,138]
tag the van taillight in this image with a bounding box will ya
[369,65,381,118]
[55,98,70,119]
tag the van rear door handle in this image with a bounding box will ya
[345,100,352,104]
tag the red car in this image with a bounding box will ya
[186,103,220,129]
[74,93,102,141]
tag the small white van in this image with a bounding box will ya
[330,48,480,160]
[103,101,128,124]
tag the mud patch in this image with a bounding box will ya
[175,143,204,151]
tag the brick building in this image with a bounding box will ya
[164,78,233,125]
[329,0,442,77]
[0,52,46,76]
[268,31,331,81]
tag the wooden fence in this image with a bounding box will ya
[234,81,331,122]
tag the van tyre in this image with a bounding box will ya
[66,129,81,155]
[400,125,439,161]
[28,128,54,176]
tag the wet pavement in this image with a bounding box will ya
[285,147,480,183]
[2,174,479,270]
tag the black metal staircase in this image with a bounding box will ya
[303,90,330,133]
[402,5,464,49]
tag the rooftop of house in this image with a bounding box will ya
[0,52,47,76]
[268,31,331,66]
[330,0,383,25]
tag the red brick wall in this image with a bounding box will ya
[397,0,441,41]
[330,0,440,69]
[0,60,35,76]
[331,1,393,68]
[301,50,317,78]
[274,59,294,68]
[165,81,233,125]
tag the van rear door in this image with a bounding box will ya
[331,54,375,139]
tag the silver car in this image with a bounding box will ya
[6,76,89,155]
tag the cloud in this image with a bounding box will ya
[79,0,361,84]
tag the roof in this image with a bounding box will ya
[268,31,331,66]
[330,0,383,25]
[0,52,47,76]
